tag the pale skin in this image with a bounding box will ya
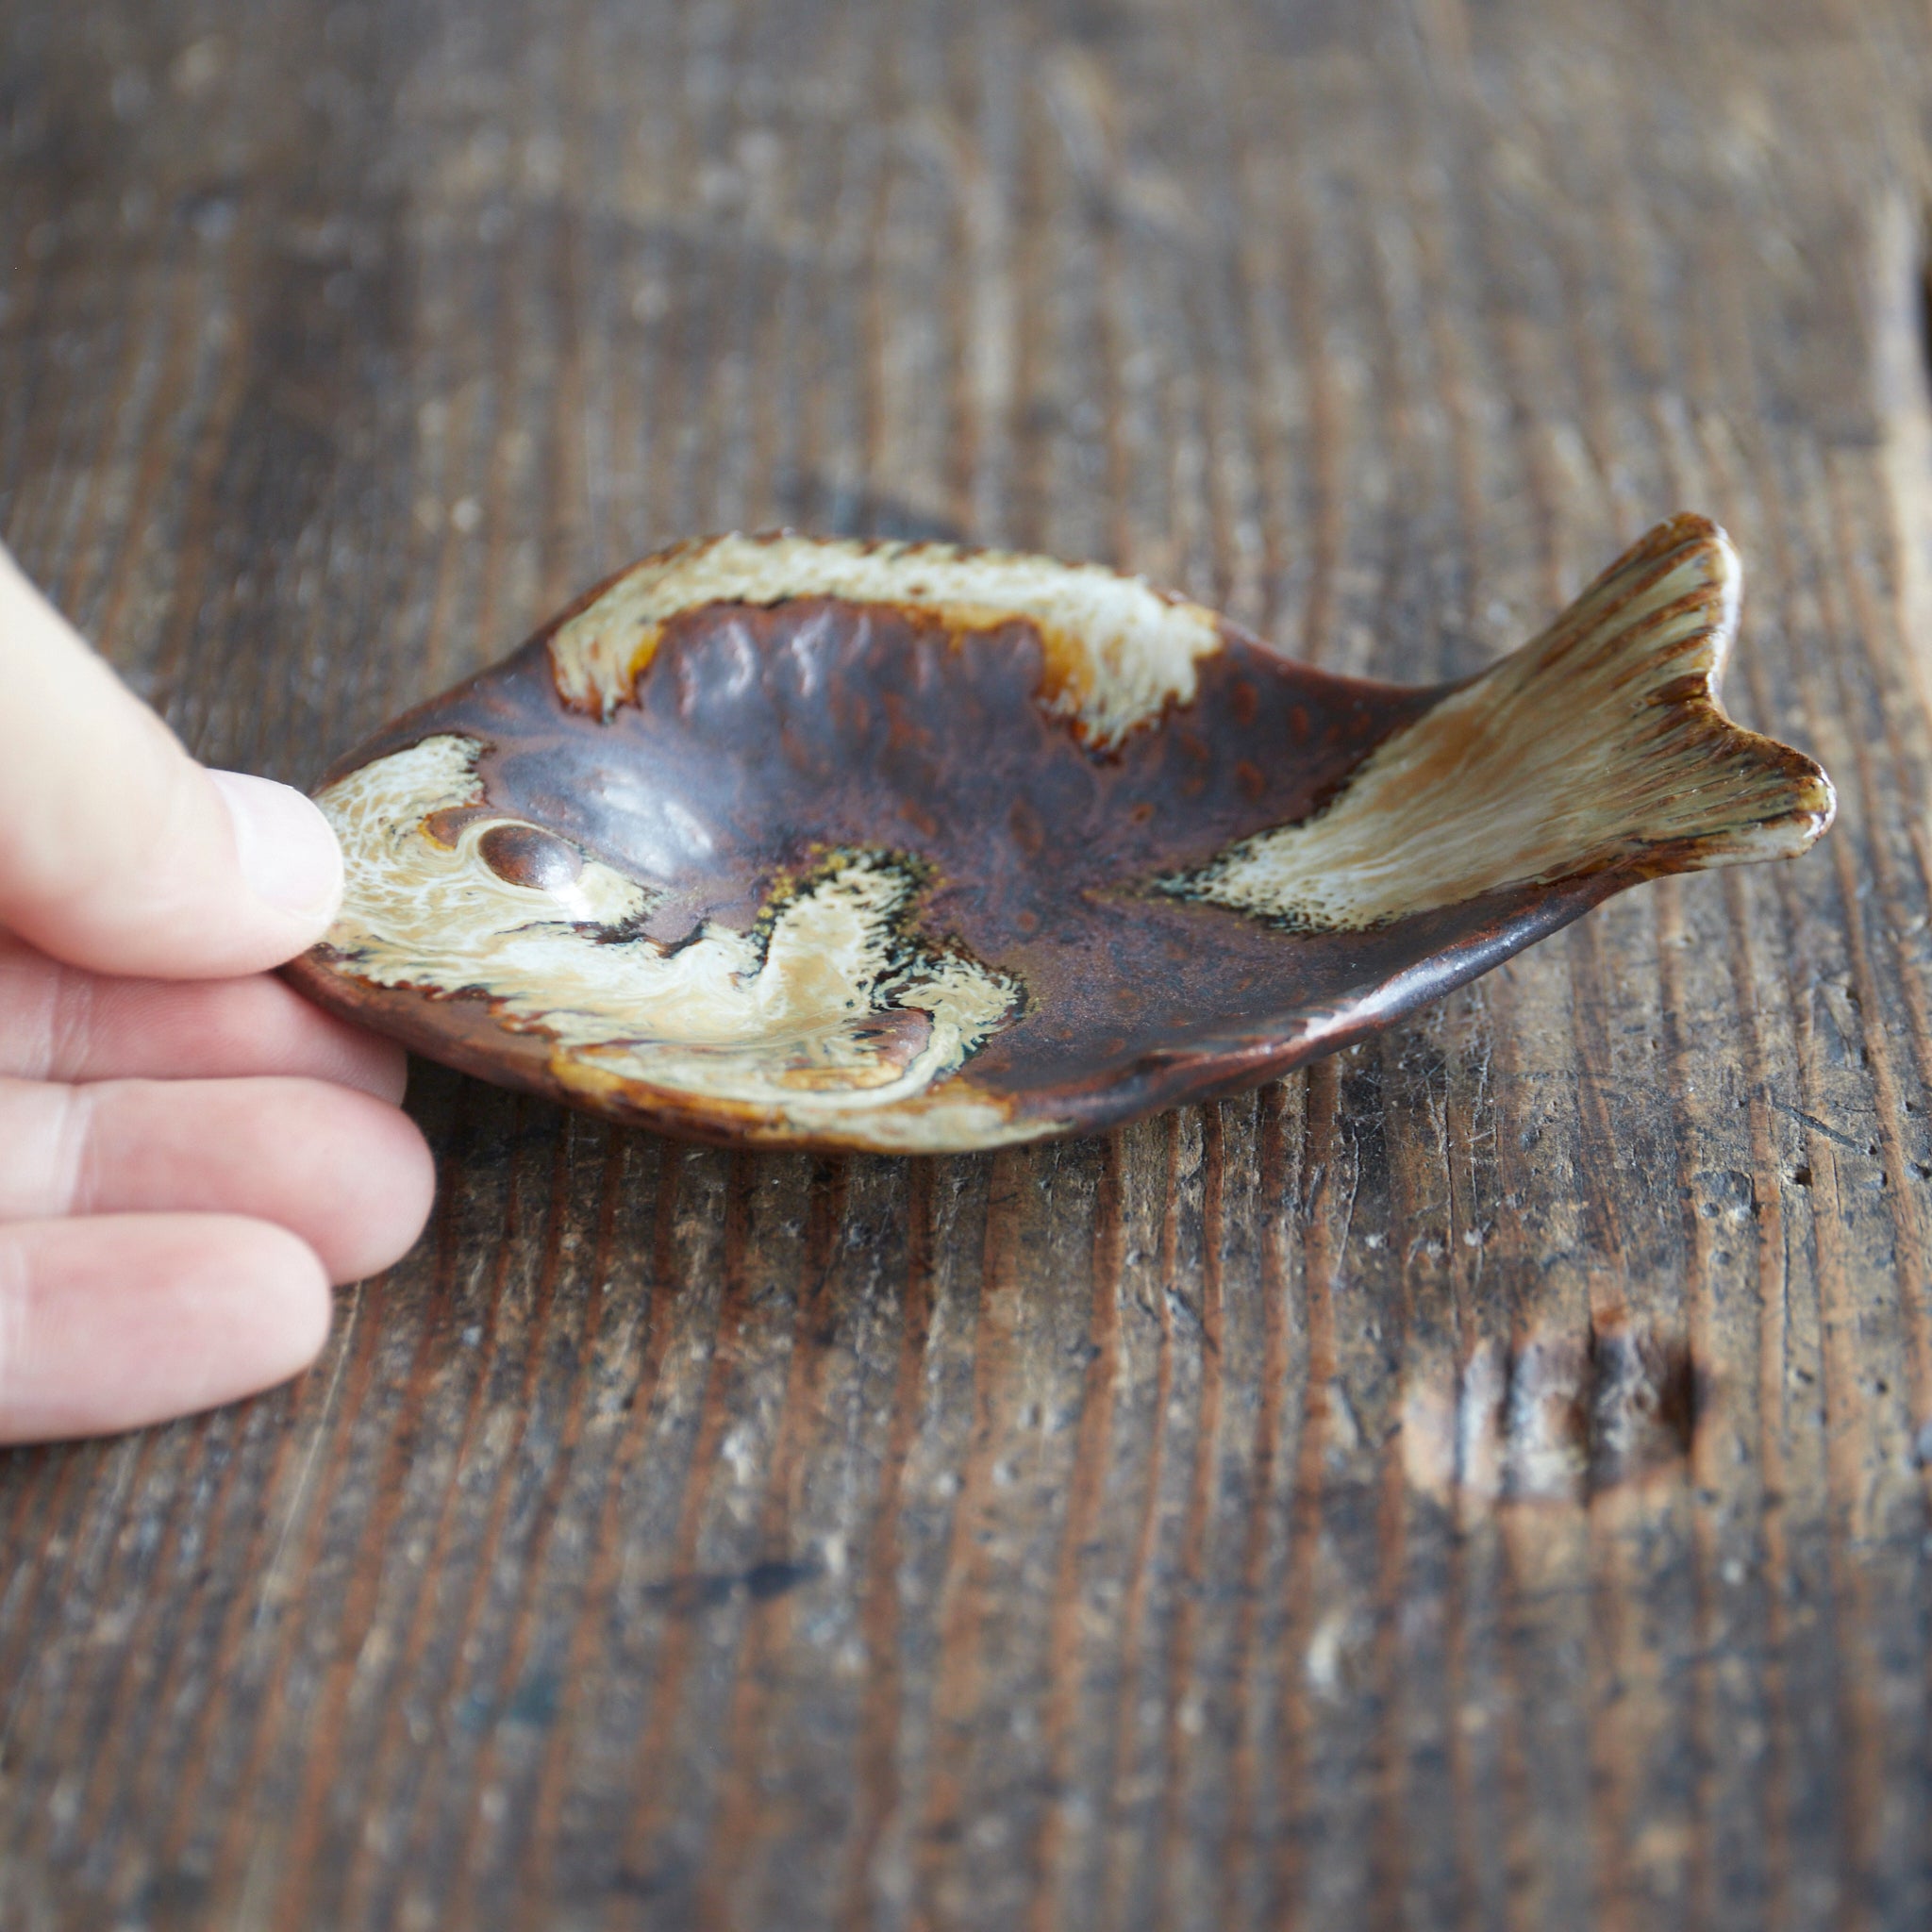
[0,542,436,1442]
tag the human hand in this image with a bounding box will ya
[0,543,435,1441]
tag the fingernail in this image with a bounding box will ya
[208,770,343,924]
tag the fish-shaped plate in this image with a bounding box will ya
[285,514,1833,1153]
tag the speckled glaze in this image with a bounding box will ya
[284,514,1835,1152]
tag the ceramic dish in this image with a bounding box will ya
[284,513,1834,1153]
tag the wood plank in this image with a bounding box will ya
[4,1,1932,1925]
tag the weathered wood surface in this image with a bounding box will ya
[6,0,1932,1924]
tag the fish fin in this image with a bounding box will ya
[1162,513,1835,930]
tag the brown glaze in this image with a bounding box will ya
[285,519,1834,1151]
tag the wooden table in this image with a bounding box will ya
[5,1,1932,1924]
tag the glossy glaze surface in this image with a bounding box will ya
[287,514,1833,1150]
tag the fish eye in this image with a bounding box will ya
[477,823,586,892]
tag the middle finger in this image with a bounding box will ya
[0,1073,435,1283]
[0,933,407,1099]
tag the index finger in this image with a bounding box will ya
[0,543,343,979]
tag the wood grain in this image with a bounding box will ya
[5,1,1932,1925]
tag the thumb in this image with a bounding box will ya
[0,543,343,979]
